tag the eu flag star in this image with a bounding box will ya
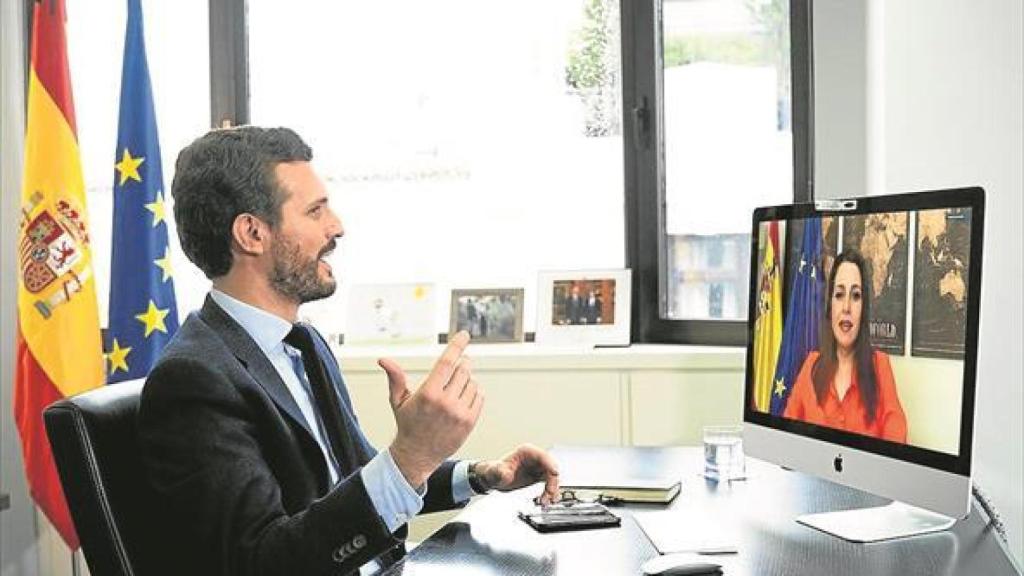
[115,148,145,186]
[107,338,132,375]
[154,245,174,283]
[773,378,786,398]
[135,300,170,337]
[145,190,167,227]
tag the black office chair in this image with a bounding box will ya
[44,380,164,576]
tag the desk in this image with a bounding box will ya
[382,446,1019,575]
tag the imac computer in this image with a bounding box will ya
[743,187,985,542]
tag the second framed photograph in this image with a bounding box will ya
[449,288,525,343]
[535,269,632,346]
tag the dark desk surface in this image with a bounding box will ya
[383,446,1020,576]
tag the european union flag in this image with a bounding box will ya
[769,217,824,416]
[106,0,178,383]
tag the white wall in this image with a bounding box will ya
[812,0,869,200]
[816,0,1023,563]
[882,0,1023,563]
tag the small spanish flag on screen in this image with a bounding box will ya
[15,0,104,549]
[753,221,783,412]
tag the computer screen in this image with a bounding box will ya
[742,187,985,541]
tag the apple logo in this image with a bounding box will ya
[834,454,844,473]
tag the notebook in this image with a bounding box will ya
[561,477,682,504]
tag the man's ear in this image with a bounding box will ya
[231,213,269,256]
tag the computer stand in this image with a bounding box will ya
[797,501,955,543]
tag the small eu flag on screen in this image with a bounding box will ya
[106,0,179,383]
[770,217,824,416]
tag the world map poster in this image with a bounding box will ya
[842,212,909,356]
[912,208,972,359]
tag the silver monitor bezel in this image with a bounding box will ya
[742,187,984,518]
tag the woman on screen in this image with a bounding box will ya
[784,251,908,442]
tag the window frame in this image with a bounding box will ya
[209,0,248,128]
[621,0,815,346]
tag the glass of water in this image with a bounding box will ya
[703,425,745,481]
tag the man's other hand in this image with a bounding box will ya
[473,444,560,504]
[379,330,483,488]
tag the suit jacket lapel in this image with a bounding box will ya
[198,296,319,443]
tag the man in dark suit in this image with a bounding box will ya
[138,127,560,576]
[566,284,585,324]
[585,290,603,324]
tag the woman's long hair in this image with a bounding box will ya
[812,250,878,423]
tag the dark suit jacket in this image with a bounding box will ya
[138,296,461,576]
[567,295,585,324]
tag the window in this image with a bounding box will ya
[67,0,211,325]
[247,0,625,337]
[624,0,812,344]
[67,0,808,344]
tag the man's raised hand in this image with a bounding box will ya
[378,330,484,488]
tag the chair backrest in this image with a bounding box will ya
[44,380,163,576]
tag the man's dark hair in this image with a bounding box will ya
[171,126,313,278]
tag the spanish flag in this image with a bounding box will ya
[752,221,782,412]
[15,0,104,549]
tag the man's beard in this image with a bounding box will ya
[269,235,337,304]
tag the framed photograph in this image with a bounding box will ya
[449,288,525,343]
[345,283,436,345]
[535,269,632,346]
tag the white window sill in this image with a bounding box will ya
[332,342,745,373]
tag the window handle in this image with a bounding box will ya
[632,96,649,149]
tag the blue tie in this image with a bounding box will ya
[286,352,341,480]
[284,324,359,476]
